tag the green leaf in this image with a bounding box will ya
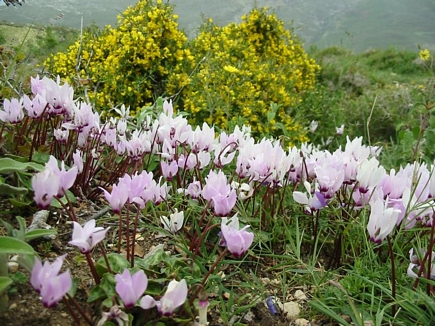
[68,277,79,298]
[0,219,14,237]
[8,198,32,208]
[10,271,28,285]
[309,299,351,326]
[16,254,36,272]
[95,253,130,276]
[137,245,166,269]
[0,236,35,255]
[87,284,106,303]
[0,277,13,295]
[0,183,28,196]
[0,157,44,174]
[25,229,57,242]
[100,273,116,299]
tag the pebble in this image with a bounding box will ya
[294,318,310,326]
[260,277,271,284]
[243,310,255,322]
[294,290,307,300]
[283,302,300,320]
[9,303,17,310]
[7,261,19,273]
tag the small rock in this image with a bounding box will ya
[7,261,19,273]
[9,303,17,310]
[283,302,300,321]
[243,310,255,322]
[61,312,69,317]
[260,277,271,284]
[294,290,307,300]
[270,278,280,285]
[294,318,310,326]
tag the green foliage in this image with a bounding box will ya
[0,216,56,243]
[364,48,424,75]
[0,24,78,99]
[294,45,434,157]
[0,157,45,208]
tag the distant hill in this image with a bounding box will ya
[171,0,435,52]
[0,0,434,52]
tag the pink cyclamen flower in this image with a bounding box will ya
[31,255,72,308]
[140,279,188,316]
[161,160,179,180]
[72,150,83,174]
[367,197,400,243]
[0,98,24,123]
[100,182,129,214]
[202,170,237,216]
[45,155,78,197]
[97,305,129,326]
[115,269,148,308]
[32,168,60,209]
[68,219,109,254]
[221,214,254,258]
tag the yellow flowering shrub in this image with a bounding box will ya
[44,0,194,116]
[181,7,320,143]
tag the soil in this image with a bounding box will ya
[0,198,336,326]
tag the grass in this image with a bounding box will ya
[0,24,78,97]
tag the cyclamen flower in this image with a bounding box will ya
[97,305,129,326]
[31,255,72,308]
[309,120,318,133]
[45,155,78,197]
[202,170,237,216]
[407,248,435,279]
[68,219,109,254]
[73,150,83,173]
[32,169,60,209]
[140,279,188,316]
[336,124,345,135]
[293,181,327,214]
[161,160,179,180]
[367,198,400,243]
[23,93,47,118]
[0,98,24,123]
[101,183,129,214]
[220,214,254,258]
[160,209,184,233]
[115,269,148,308]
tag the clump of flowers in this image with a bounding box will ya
[44,0,194,116]
[181,7,320,143]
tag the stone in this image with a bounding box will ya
[294,318,310,326]
[294,290,307,300]
[283,301,300,321]
[7,261,19,273]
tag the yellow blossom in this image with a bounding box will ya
[419,49,431,61]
